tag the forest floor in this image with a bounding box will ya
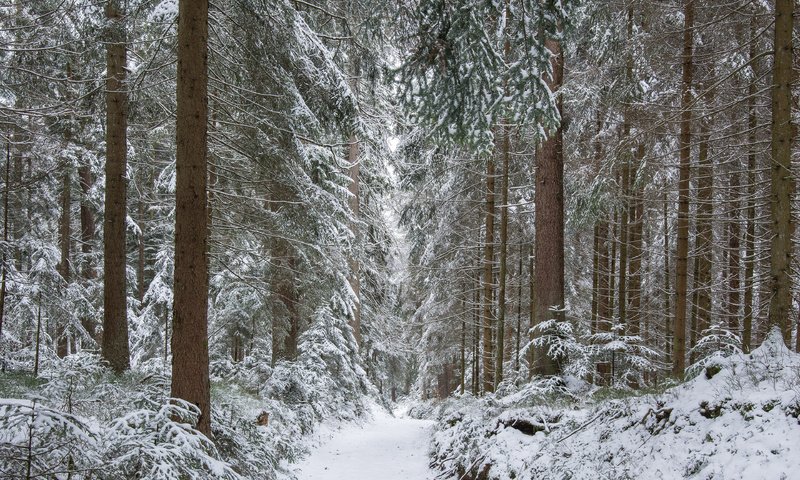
[291,404,436,480]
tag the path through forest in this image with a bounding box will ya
[293,406,437,480]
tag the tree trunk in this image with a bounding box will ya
[591,223,600,335]
[347,56,362,348]
[0,145,9,366]
[515,242,523,371]
[692,117,712,359]
[78,160,98,343]
[673,0,693,378]
[742,42,756,353]
[768,0,794,345]
[57,169,71,358]
[628,147,644,338]
[78,164,95,280]
[495,124,510,388]
[269,183,300,364]
[663,186,671,367]
[482,151,496,393]
[460,309,466,395]
[618,156,629,332]
[609,209,617,317]
[34,292,42,376]
[727,162,741,335]
[137,197,146,302]
[102,0,130,374]
[528,239,535,375]
[172,0,211,437]
[473,269,480,394]
[597,221,611,333]
[532,36,564,377]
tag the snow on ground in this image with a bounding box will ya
[430,329,800,479]
[292,404,436,480]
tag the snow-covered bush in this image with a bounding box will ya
[264,303,370,425]
[427,327,800,480]
[688,324,742,379]
[104,399,240,479]
[0,368,242,480]
[0,399,102,479]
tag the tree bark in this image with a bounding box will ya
[692,115,712,359]
[172,0,211,437]
[597,221,611,333]
[482,152,496,393]
[460,311,466,395]
[673,0,693,378]
[137,196,146,302]
[78,164,95,280]
[591,223,600,335]
[742,14,757,353]
[102,0,130,373]
[663,186,671,367]
[618,155,629,332]
[0,145,9,365]
[767,0,794,345]
[727,164,741,334]
[269,183,300,364]
[473,267,480,394]
[628,146,644,338]
[528,240,535,374]
[515,242,523,371]
[532,36,564,377]
[495,124,510,388]
[347,56,361,348]
[57,169,71,358]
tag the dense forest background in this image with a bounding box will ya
[0,0,797,478]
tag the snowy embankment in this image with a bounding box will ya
[292,404,436,480]
[429,329,800,480]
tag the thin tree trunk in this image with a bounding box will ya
[690,255,700,362]
[673,0,693,377]
[597,221,611,332]
[528,241,535,374]
[77,164,95,280]
[742,44,756,353]
[609,209,617,317]
[0,144,9,366]
[460,312,465,395]
[727,159,741,334]
[664,186,671,367]
[269,184,300,364]
[592,223,600,335]
[137,197,146,302]
[57,169,71,358]
[515,242,523,371]
[172,0,211,436]
[628,148,644,339]
[618,156,630,331]
[692,116,713,358]
[619,8,635,337]
[768,0,794,344]
[473,267,480,394]
[347,56,362,348]
[78,160,97,344]
[482,152,496,393]
[495,124,510,388]
[34,291,42,376]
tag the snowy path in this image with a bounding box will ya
[293,407,437,480]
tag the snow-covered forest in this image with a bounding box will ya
[0,0,798,478]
